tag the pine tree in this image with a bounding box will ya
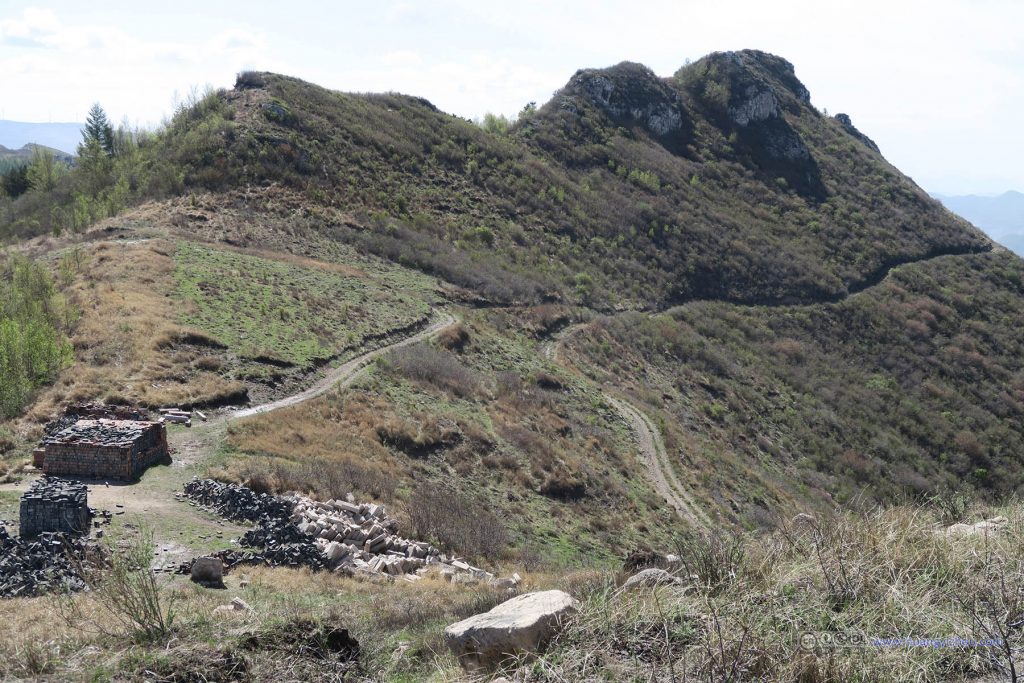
[81,103,114,157]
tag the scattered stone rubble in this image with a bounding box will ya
[179,478,513,583]
[0,525,95,598]
[291,496,446,577]
[159,407,206,426]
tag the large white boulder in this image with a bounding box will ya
[444,590,578,670]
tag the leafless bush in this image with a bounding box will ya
[385,343,482,398]
[56,526,175,643]
[406,482,509,562]
[956,561,1024,682]
[673,531,747,593]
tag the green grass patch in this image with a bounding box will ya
[173,242,431,368]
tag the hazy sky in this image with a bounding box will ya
[1,1,1021,194]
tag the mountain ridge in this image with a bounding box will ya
[0,119,82,156]
[1,49,1020,530]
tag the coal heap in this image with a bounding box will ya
[182,478,291,524]
[179,478,323,573]
[0,525,95,598]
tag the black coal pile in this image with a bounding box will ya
[0,524,95,598]
[178,479,324,573]
[240,516,310,548]
[191,542,326,573]
[182,478,291,524]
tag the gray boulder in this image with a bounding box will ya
[444,590,578,670]
[190,556,225,588]
[622,567,682,590]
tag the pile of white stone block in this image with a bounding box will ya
[288,495,497,581]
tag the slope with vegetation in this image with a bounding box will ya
[0,47,1015,528]
[0,48,1021,680]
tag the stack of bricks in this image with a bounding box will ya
[38,419,168,481]
[18,476,91,537]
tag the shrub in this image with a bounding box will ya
[0,256,73,417]
[56,526,175,643]
[385,343,481,398]
[406,482,509,562]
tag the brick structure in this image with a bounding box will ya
[19,477,91,537]
[37,419,169,481]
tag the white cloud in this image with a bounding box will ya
[0,8,280,125]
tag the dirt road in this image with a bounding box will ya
[605,396,713,530]
[542,323,712,529]
[231,313,457,419]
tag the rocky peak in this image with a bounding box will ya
[561,62,690,148]
[720,50,811,105]
[678,50,822,197]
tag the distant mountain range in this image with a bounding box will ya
[0,143,74,162]
[0,120,82,156]
[934,191,1024,255]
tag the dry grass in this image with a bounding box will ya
[4,503,1020,681]
[21,238,245,430]
[223,390,408,501]
[503,504,1023,682]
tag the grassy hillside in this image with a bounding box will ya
[0,52,989,309]
[0,500,1018,681]
[568,249,1024,523]
[0,48,1023,682]
[0,49,1019,520]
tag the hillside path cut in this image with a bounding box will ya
[543,323,712,530]
[605,396,713,529]
[232,312,457,419]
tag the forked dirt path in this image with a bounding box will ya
[543,323,712,530]
[3,311,460,562]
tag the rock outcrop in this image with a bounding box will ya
[444,590,579,670]
[559,61,692,153]
[622,567,682,590]
[943,516,1009,537]
[682,49,824,198]
[835,113,881,153]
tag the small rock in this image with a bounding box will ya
[230,597,252,611]
[621,568,682,590]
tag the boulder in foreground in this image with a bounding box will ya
[444,590,578,670]
[190,556,225,588]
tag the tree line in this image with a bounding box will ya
[0,255,73,417]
